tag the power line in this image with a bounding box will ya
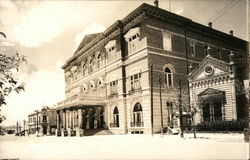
[207,0,241,23]
[207,0,238,22]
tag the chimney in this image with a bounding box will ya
[229,30,233,36]
[154,0,159,8]
[208,22,212,28]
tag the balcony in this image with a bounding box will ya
[110,123,119,128]
[108,92,118,99]
[128,87,142,95]
[130,122,144,127]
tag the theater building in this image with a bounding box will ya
[55,3,248,136]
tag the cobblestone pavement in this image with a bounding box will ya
[0,133,248,160]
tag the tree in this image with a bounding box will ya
[169,80,199,138]
[0,33,27,123]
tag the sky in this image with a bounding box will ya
[0,0,248,126]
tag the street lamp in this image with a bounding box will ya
[34,110,39,136]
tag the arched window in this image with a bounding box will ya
[89,58,93,73]
[97,54,101,68]
[165,67,173,89]
[132,102,143,127]
[82,64,86,76]
[112,107,119,128]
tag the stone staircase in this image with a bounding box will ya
[84,129,113,136]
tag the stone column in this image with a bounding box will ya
[56,111,59,136]
[66,110,69,136]
[77,109,82,136]
[231,79,237,120]
[68,110,71,129]
[72,110,75,129]
[66,110,69,129]
[62,110,65,136]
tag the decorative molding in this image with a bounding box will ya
[124,27,140,41]
[105,40,117,49]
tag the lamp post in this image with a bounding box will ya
[178,80,184,138]
[34,110,39,136]
[159,74,164,135]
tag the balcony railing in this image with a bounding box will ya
[128,87,142,95]
[110,123,119,128]
[108,92,118,99]
[130,122,144,127]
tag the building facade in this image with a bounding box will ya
[56,3,248,136]
[28,106,57,136]
[188,55,248,124]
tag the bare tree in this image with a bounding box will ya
[168,81,199,138]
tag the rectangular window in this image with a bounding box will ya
[130,73,141,91]
[128,34,139,54]
[217,50,221,60]
[190,42,195,56]
[163,33,172,51]
[110,80,118,95]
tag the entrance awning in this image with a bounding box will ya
[57,100,104,111]
[198,88,226,103]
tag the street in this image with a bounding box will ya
[0,133,248,160]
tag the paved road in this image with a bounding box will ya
[0,134,248,160]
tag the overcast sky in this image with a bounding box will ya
[0,0,247,126]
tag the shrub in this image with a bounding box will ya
[196,120,247,132]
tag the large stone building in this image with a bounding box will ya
[55,3,248,136]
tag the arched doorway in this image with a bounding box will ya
[87,109,95,129]
[113,107,119,127]
[198,88,225,122]
[82,110,87,129]
[132,102,143,127]
[96,108,104,129]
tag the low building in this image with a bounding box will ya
[28,106,57,136]
[189,55,248,124]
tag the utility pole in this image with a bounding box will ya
[159,74,164,135]
[35,110,39,136]
[23,119,26,136]
[179,80,184,138]
[150,64,154,136]
[16,121,19,135]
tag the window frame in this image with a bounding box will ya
[164,67,173,89]
[162,32,172,51]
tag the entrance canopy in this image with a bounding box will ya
[198,88,226,104]
[56,102,103,111]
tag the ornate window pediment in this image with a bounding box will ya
[124,27,140,41]
[82,83,89,93]
[65,71,71,77]
[105,40,117,63]
[105,40,117,50]
[124,27,140,54]
[71,66,77,72]
[90,80,96,90]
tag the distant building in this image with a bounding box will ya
[56,3,248,136]
[28,106,57,135]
